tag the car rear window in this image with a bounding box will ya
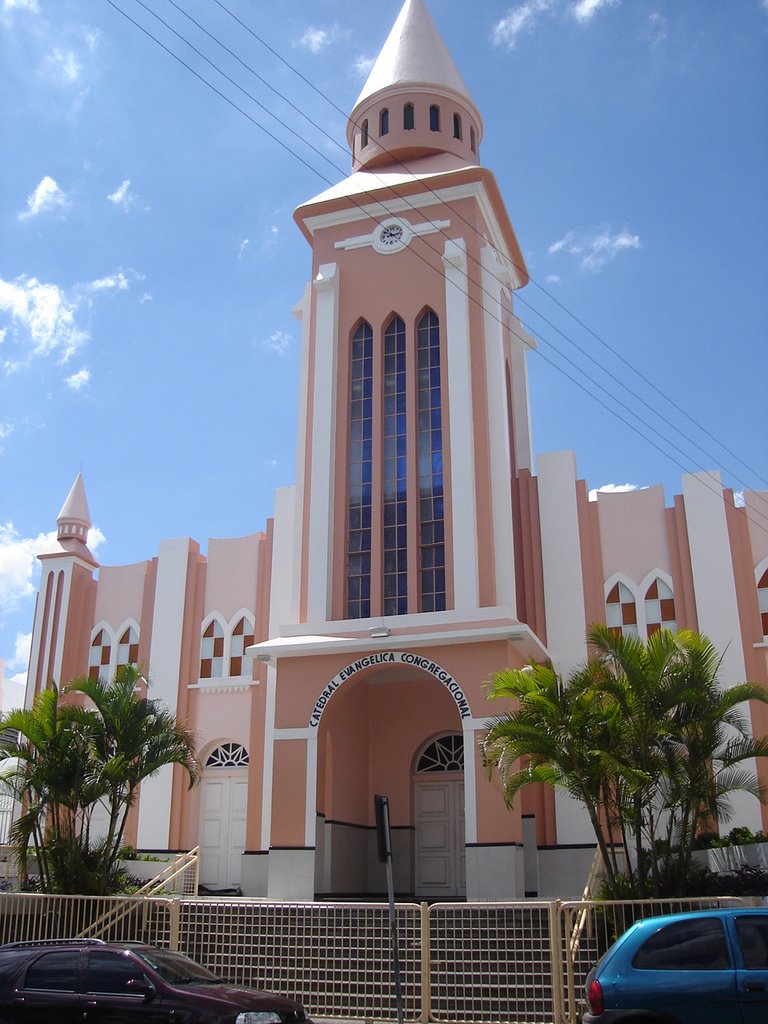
[632,918,730,971]
[24,949,80,990]
[735,916,768,970]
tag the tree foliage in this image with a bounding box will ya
[482,626,768,898]
[0,666,200,895]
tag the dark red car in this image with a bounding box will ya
[0,939,314,1023]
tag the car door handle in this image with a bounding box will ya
[744,981,766,991]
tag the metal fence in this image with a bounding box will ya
[0,892,754,1023]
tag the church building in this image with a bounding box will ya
[23,0,768,901]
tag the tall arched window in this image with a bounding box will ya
[429,104,440,132]
[470,126,476,153]
[200,619,224,678]
[758,568,768,638]
[347,322,373,618]
[89,629,111,681]
[644,578,676,636]
[417,311,445,612]
[230,617,255,677]
[116,626,139,670]
[380,107,389,136]
[453,113,462,140]
[383,316,408,615]
[606,581,638,637]
[403,102,415,130]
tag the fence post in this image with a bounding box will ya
[548,900,565,1024]
[420,902,430,1024]
[169,898,181,951]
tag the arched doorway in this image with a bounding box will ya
[413,734,466,899]
[199,742,249,890]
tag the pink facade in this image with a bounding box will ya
[23,0,768,900]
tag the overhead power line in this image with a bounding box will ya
[102,0,768,537]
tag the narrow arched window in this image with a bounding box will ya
[89,629,111,681]
[361,119,369,147]
[429,105,440,132]
[417,311,445,612]
[116,626,139,670]
[403,102,415,130]
[645,578,676,636]
[230,617,255,677]
[347,322,373,619]
[606,582,638,638]
[380,108,389,136]
[470,126,476,153]
[200,619,224,678]
[383,316,408,615]
[758,568,768,638]
[453,113,462,140]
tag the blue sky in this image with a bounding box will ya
[1,0,767,707]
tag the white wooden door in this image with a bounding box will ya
[199,772,248,889]
[414,777,465,899]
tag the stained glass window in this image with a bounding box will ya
[383,316,408,615]
[417,311,445,612]
[347,322,373,618]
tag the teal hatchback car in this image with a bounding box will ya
[582,908,768,1024]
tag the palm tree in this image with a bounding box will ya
[484,626,768,898]
[0,684,104,891]
[482,661,626,898]
[0,667,200,895]
[67,665,200,895]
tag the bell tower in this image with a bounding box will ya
[290,0,537,632]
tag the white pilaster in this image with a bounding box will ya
[260,662,277,850]
[481,244,516,611]
[306,263,339,623]
[443,239,479,610]
[270,487,298,633]
[508,314,536,473]
[537,451,587,674]
[683,471,762,830]
[137,537,190,849]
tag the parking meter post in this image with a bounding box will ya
[375,794,404,1024]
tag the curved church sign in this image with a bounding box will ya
[309,651,471,728]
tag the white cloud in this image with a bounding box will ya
[89,272,129,292]
[545,274,561,284]
[548,226,641,271]
[0,522,105,621]
[571,0,618,24]
[0,523,58,615]
[492,0,556,49]
[0,275,86,360]
[18,175,68,220]
[139,292,153,304]
[64,367,90,391]
[238,239,250,259]
[48,47,82,83]
[588,483,642,501]
[645,11,667,47]
[1,0,39,11]
[107,179,137,211]
[297,27,332,53]
[0,420,13,452]
[2,631,31,709]
[352,54,375,78]
[260,330,292,356]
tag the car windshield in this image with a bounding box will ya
[134,948,222,985]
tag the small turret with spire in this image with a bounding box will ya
[55,472,96,560]
[348,0,483,172]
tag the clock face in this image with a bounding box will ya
[380,224,404,247]
[373,220,410,253]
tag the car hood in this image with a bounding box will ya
[178,981,305,1012]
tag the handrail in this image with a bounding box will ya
[77,847,200,939]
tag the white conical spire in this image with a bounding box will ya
[353,0,479,122]
[56,472,93,551]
